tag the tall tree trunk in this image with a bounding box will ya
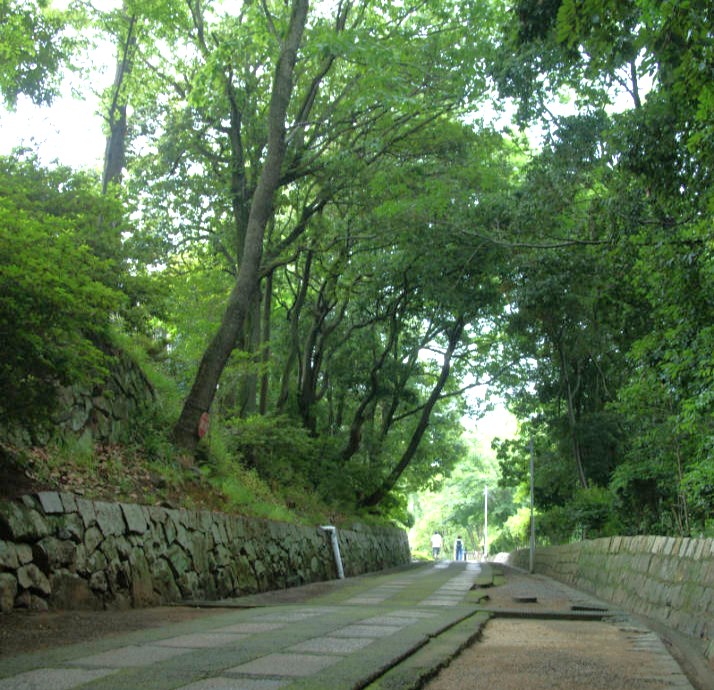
[238,292,261,417]
[298,306,321,433]
[340,308,402,463]
[102,11,136,194]
[359,318,464,508]
[378,334,428,439]
[297,281,331,434]
[296,273,344,434]
[277,250,313,412]
[173,0,310,451]
[557,341,588,489]
[259,271,273,415]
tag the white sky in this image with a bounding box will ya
[1,89,107,170]
[0,0,118,169]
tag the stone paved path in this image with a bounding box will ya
[0,562,703,690]
[0,562,489,690]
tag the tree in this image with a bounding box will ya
[100,0,501,453]
[359,317,465,507]
[172,0,310,448]
[0,0,79,108]
[488,0,714,538]
[50,0,509,512]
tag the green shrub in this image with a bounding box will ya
[0,156,125,425]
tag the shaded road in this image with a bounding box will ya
[0,561,709,690]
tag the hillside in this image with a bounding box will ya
[0,441,325,524]
[0,443,216,509]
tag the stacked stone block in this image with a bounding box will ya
[503,535,714,661]
[0,492,410,613]
[3,350,156,447]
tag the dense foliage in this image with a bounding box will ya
[0,156,125,423]
[1,0,711,536]
[489,0,714,539]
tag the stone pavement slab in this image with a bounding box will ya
[0,562,490,690]
[225,651,340,676]
[67,644,192,668]
[330,624,405,638]
[212,623,284,634]
[151,633,250,648]
[288,636,373,654]
[0,561,705,690]
[178,679,289,690]
[0,667,117,690]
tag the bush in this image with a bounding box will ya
[0,155,125,425]
[537,486,621,543]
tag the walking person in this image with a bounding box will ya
[430,531,443,559]
[454,535,464,561]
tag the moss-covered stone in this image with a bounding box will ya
[17,563,50,594]
[32,536,77,573]
[0,493,410,615]
[0,539,19,570]
[0,499,50,542]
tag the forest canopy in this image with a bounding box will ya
[1,0,712,539]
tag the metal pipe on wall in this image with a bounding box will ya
[319,525,345,579]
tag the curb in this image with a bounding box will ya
[363,611,491,690]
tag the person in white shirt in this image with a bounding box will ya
[430,531,443,559]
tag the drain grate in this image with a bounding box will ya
[571,604,609,612]
[477,608,614,621]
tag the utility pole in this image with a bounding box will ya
[484,485,488,560]
[529,436,535,574]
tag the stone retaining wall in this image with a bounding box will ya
[0,492,410,613]
[501,536,714,660]
[3,350,156,447]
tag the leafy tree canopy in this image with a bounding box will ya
[1,0,712,538]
